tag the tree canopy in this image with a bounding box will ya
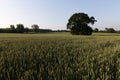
[16,24,25,33]
[105,28,116,33]
[67,13,97,35]
[31,24,39,32]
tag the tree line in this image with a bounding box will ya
[0,12,119,34]
[0,24,52,33]
[93,28,119,33]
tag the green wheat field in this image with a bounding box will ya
[0,33,120,80]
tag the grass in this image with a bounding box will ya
[0,33,120,80]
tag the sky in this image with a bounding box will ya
[0,0,120,30]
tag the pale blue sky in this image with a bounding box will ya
[0,0,120,30]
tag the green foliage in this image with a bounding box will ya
[105,28,116,33]
[10,25,15,30]
[16,24,25,33]
[67,13,96,35]
[24,27,29,33]
[70,24,93,35]
[31,24,39,32]
[94,28,99,32]
[0,24,52,33]
[0,33,119,80]
[9,25,16,33]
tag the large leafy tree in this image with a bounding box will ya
[67,13,97,35]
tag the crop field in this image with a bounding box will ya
[0,33,120,80]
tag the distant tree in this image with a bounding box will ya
[105,28,116,33]
[24,27,29,33]
[10,25,15,30]
[10,25,16,33]
[117,30,120,33]
[5,28,10,33]
[39,29,52,33]
[16,24,24,33]
[67,13,97,35]
[94,28,99,32]
[0,29,2,33]
[31,24,39,32]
